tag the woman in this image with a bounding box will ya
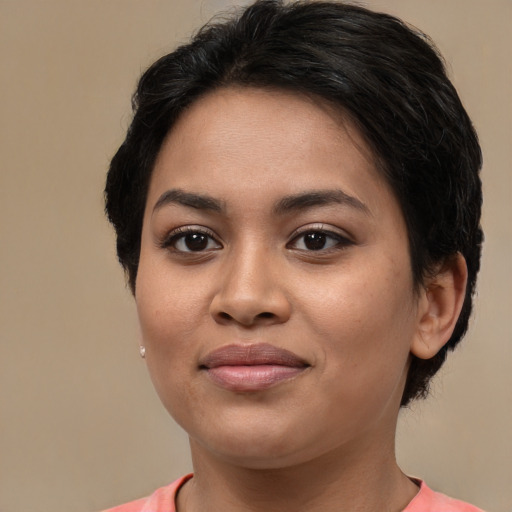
[103,1,484,510]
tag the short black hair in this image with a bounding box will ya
[105,0,483,406]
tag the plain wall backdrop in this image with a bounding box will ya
[1,1,510,511]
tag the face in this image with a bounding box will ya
[136,87,424,469]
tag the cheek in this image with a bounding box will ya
[135,265,204,406]
[299,258,417,372]
[298,270,415,433]
[135,270,203,419]
[136,260,209,344]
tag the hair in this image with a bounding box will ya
[105,0,483,407]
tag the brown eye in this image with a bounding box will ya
[182,233,209,251]
[303,232,327,251]
[164,228,222,253]
[289,229,351,252]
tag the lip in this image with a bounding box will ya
[199,343,310,392]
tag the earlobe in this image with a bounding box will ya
[411,253,468,360]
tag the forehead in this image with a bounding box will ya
[166,87,375,158]
[147,86,398,223]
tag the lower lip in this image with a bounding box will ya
[204,365,307,392]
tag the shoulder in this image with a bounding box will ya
[404,480,486,512]
[101,475,193,512]
[102,497,147,512]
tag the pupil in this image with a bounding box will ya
[185,233,208,251]
[304,232,326,250]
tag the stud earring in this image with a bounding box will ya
[139,345,146,359]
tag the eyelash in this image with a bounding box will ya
[160,226,222,253]
[287,225,353,253]
[160,225,353,254]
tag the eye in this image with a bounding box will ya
[289,229,351,252]
[162,227,222,253]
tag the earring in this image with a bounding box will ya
[139,345,146,359]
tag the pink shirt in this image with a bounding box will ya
[102,474,485,512]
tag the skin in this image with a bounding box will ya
[135,87,466,511]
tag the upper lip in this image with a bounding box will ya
[199,343,309,369]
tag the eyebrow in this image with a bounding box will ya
[273,189,370,216]
[152,189,224,214]
[152,187,370,217]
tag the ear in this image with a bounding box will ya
[411,253,468,360]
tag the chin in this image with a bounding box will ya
[197,438,314,470]
[186,413,335,470]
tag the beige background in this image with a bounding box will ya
[1,1,510,511]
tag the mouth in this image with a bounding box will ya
[199,343,310,392]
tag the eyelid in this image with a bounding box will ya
[286,223,354,252]
[159,225,222,251]
[288,223,353,243]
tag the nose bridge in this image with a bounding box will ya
[210,239,290,326]
[228,240,269,292]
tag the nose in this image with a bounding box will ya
[209,247,291,327]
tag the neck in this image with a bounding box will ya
[177,435,418,512]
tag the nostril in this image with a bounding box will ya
[218,312,232,320]
[257,312,275,319]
